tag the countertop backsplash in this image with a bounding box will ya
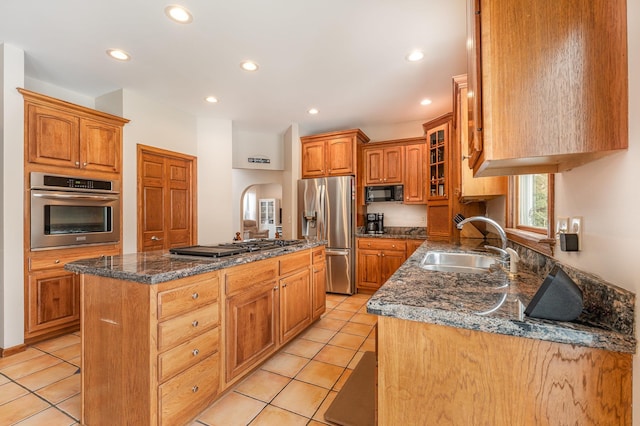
[508,240,635,336]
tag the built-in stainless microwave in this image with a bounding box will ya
[30,172,121,250]
[365,185,403,203]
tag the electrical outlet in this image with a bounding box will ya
[570,216,582,250]
[556,216,569,236]
[420,216,426,224]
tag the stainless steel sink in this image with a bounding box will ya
[419,251,498,274]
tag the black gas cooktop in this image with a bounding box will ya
[169,239,304,258]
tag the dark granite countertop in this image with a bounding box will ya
[355,226,426,240]
[65,240,325,285]
[367,240,636,353]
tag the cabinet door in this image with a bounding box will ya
[225,281,278,381]
[357,249,382,291]
[26,269,80,335]
[312,262,326,320]
[80,118,121,173]
[364,148,384,185]
[382,146,403,184]
[279,268,312,343]
[380,250,407,283]
[301,140,326,178]
[326,136,354,176]
[427,122,450,201]
[427,202,452,241]
[406,239,425,257]
[466,0,483,169]
[27,103,80,168]
[404,143,426,204]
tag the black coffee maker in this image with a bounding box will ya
[366,213,384,234]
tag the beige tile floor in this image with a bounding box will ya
[0,293,375,425]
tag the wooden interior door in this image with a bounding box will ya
[137,145,197,252]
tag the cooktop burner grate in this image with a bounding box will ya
[169,239,303,258]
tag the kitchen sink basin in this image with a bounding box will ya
[419,251,498,274]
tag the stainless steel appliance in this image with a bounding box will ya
[169,239,303,257]
[30,172,120,250]
[366,213,384,234]
[365,184,403,203]
[298,176,355,294]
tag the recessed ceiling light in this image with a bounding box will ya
[205,96,219,103]
[406,50,424,62]
[420,99,432,106]
[165,5,193,23]
[240,61,259,72]
[106,49,131,61]
[308,108,319,115]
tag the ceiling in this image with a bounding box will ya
[0,0,468,136]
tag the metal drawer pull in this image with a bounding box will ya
[192,385,199,393]
[192,293,199,300]
[192,320,199,327]
[192,349,199,356]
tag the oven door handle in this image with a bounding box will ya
[32,193,120,201]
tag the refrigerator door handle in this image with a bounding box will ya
[326,249,350,256]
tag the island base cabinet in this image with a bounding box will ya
[377,316,632,425]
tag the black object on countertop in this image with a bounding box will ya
[525,265,583,321]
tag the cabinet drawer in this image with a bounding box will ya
[158,327,219,383]
[29,247,120,271]
[158,303,219,351]
[225,261,278,296]
[158,279,219,320]
[159,352,219,426]
[279,250,309,276]
[357,239,406,251]
[312,247,326,265]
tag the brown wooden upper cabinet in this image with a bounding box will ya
[20,89,128,174]
[363,146,403,185]
[301,129,369,178]
[452,75,506,202]
[362,137,427,204]
[467,0,628,177]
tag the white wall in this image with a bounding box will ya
[198,118,233,243]
[360,119,425,141]
[0,44,24,349]
[365,203,426,227]
[283,124,301,239]
[232,128,285,170]
[26,76,94,109]
[553,0,640,419]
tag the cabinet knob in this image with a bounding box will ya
[282,283,287,288]
[381,253,385,257]
[83,162,87,167]
[192,320,199,327]
[192,385,199,393]
[192,293,199,300]
[273,286,278,290]
[75,161,80,166]
[151,236,162,241]
[192,348,199,356]
[54,259,61,264]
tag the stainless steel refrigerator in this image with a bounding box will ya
[298,176,355,295]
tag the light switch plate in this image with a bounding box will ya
[556,217,569,236]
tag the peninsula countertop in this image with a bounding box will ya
[64,240,325,284]
[366,240,636,353]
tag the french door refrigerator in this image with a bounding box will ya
[298,176,355,295]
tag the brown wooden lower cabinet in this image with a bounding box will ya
[356,238,407,293]
[80,246,326,425]
[25,244,120,343]
[377,316,632,425]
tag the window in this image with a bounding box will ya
[507,174,555,254]
[516,174,549,233]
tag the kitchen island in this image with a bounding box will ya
[65,240,326,426]
[368,240,636,425]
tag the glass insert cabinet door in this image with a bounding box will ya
[428,126,447,199]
